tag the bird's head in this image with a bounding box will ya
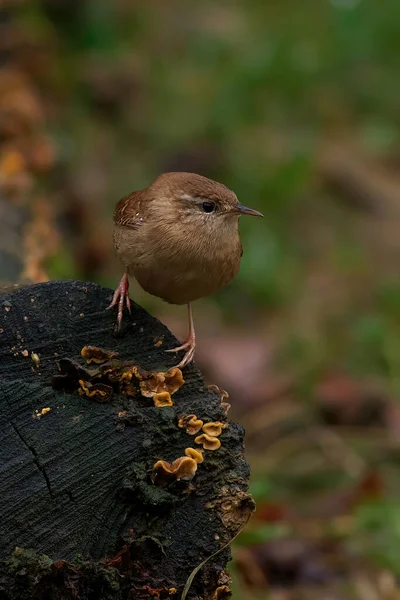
[149,172,263,230]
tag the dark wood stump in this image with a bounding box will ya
[0,280,252,600]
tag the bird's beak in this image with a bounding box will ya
[236,204,264,217]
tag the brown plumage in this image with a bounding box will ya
[108,172,263,368]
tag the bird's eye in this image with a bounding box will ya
[202,201,215,213]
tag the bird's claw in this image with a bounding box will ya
[166,335,196,369]
[165,340,192,353]
[107,273,130,330]
[173,346,196,369]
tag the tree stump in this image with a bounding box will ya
[0,280,253,600]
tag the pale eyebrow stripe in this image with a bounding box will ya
[179,193,206,202]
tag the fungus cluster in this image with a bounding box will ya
[52,346,184,407]
[157,411,229,483]
[153,447,204,484]
[195,422,226,451]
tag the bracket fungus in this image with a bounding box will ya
[153,391,173,407]
[153,456,198,482]
[78,379,113,401]
[81,345,119,364]
[202,421,226,437]
[213,585,231,599]
[139,367,184,401]
[194,433,221,451]
[178,414,203,435]
[185,447,204,464]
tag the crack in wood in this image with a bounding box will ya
[10,421,55,499]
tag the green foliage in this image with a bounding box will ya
[347,281,400,393]
[350,500,400,575]
[237,523,290,547]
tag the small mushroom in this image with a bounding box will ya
[153,391,173,407]
[202,422,226,437]
[78,379,113,401]
[120,366,138,382]
[154,456,197,482]
[185,447,204,464]
[81,346,119,364]
[178,414,203,435]
[164,367,184,394]
[195,433,221,451]
[212,585,231,599]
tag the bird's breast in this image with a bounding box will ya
[117,223,243,304]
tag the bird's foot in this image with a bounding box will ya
[166,335,196,369]
[107,272,131,330]
[165,339,193,353]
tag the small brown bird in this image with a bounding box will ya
[108,172,263,368]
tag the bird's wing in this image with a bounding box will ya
[113,190,146,229]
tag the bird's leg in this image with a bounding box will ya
[107,271,131,330]
[166,303,196,368]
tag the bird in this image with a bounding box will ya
[108,172,263,369]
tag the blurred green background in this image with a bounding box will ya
[6,0,400,597]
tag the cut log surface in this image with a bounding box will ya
[0,280,252,599]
